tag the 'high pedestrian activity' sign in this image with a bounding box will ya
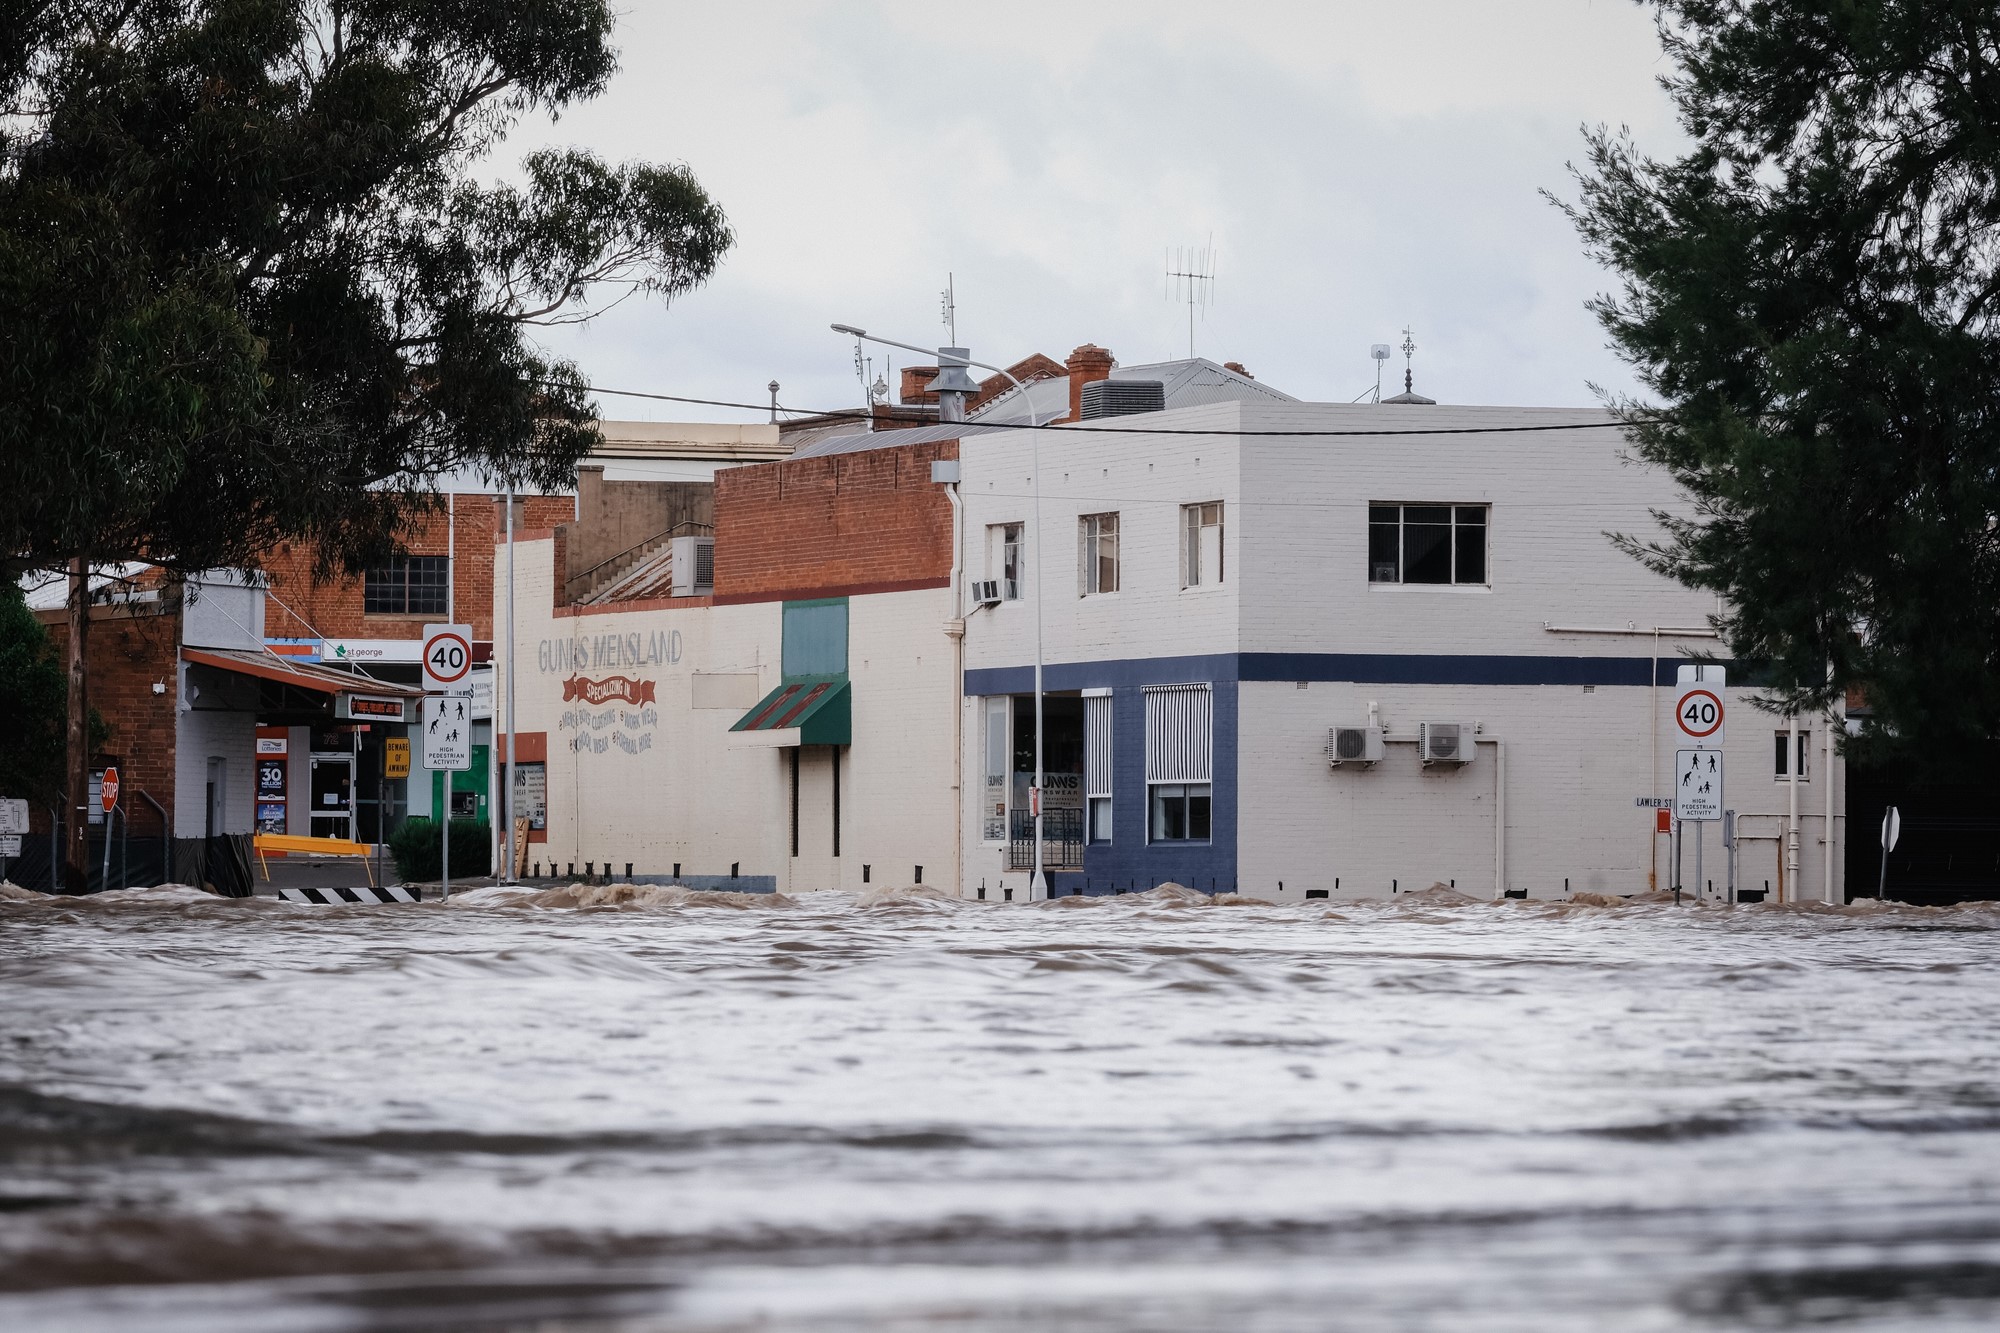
[1674,748,1723,822]
[422,695,472,771]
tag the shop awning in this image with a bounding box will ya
[728,675,850,747]
[182,647,422,720]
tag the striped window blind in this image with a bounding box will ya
[1085,693,1113,798]
[1144,684,1212,784]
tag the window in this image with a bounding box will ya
[983,697,1009,841]
[987,523,1023,599]
[1774,730,1812,782]
[1183,502,1224,588]
[1079,512,1120,595]
[363,556,449,615]
[1368,504,1487,585]
[1149,784,1212,841]
[1085,691,1113,843]
[1144,683,1212,843]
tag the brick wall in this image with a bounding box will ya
[35,603,182,837]
[261,493,573,645]
[712,439,958,602]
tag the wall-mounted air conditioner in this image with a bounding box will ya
[670,536,714,596]
[1327,724,1383,767]
[970,579,1003,607]
[1419,722,1476,766]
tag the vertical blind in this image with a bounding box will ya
[1085,693,1113,798]
[1144,684,1213,783]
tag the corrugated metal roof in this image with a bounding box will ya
[787,422,1007,459]
[786,357,1301,457]
[970,357,1295,425]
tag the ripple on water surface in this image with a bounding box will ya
[2,885,1999,1330]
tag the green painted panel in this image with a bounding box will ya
[783,599,847,679]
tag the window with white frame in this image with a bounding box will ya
[1183,502,1223,588]
[1145,683,1212,842]
[1078,512,1120,595]
[1085,690,1113,843]
[1774,730,1811,782]
[1369,504,1487,585]
[987,523,1023,600]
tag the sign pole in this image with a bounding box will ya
[420,624,475,902]
[441,759,449,901]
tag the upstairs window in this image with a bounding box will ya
[363,556,449,615]
[1369,504,1487,585]
[1079,513,1120,596]
[987,523,1023,599]
[1183,502,1224,588]
[1774,730,1812,782]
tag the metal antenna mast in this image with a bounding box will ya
[941,273,957,345]
[1165,239,1216,359]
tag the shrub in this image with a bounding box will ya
[387,818,490,882]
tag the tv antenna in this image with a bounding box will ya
[940,273,957,345]
[1166,238,1216,359]
[852,340,875,410]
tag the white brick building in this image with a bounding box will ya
[956,400,1843,902]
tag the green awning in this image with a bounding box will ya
[728,675,850,746]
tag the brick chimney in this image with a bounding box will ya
[900,365,940,405]
[1065,344,1114,422]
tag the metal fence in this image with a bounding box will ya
[1009,807,1084,872]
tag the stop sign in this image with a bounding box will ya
[100,766,119,812]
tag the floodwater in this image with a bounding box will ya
[2,883,1999,1332]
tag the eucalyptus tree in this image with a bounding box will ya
[0,0,731,889]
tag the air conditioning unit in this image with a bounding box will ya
[1327,724,1383,767]
[1419,721,1477,766]
[670,536,714,596]
[970,579,1003,607]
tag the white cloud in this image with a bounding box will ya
[504,1,1684,420]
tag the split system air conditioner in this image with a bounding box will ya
[1327,724,1383,767]
[670,536,714,596]
[1419,721,1477,766]
[969,579,1003,607]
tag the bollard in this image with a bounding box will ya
[914,865,922,884]
[625,863,633,880]
[673,863,680,878]
[567,862,574,878]
[978,885,986,900]
[862,865,870,883]
[1004,886,1013,901]
[731,862,739,878]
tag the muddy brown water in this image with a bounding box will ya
[2,883,1998,1330]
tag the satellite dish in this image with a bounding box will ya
[1371,344,1392,361]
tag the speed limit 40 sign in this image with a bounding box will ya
[1675,685,1726,745]
[422,623,475,696]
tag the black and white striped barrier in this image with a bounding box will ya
[276,886,421,904]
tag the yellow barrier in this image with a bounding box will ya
[252,834,378,887]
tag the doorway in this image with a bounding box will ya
[308,754,355,840]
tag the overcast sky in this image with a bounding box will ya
[505,1,1686,424]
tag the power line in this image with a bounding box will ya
[552,379,1655,438]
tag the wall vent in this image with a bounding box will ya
[1080,379,1165,420]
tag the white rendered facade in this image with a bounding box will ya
[498,534,957,892]
[957,402,1843,902]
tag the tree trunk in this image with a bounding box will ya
[64,557,89,894]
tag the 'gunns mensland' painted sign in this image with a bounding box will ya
[539,631,682,674]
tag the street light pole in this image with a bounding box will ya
[830,325,1052,899]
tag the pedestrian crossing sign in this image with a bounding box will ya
[1674,748,1723,822]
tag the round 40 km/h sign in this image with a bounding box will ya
[1675,687,1725,743]
[422,623,475,694]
